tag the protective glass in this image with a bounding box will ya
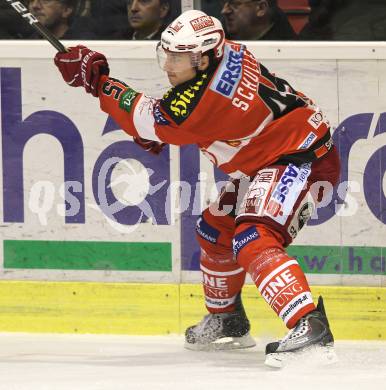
[156,43,202,73]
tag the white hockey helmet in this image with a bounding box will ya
[157,10,225,73]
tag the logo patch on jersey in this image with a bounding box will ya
[287,199,315,239]
[232,226,260,257]
[325,137,333,151]
[119,88,138,113]
[238,168,278,217]
[265,163,311,225]
[196,216,220,244]
[190,16,214,32]
[307,111,324,129]
[161,73,209,125]
[153,105,170,125]
[298,132,317,150]
[210,45,244,99]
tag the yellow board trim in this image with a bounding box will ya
[0,281,385,339]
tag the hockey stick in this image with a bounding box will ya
[4,0,67,52]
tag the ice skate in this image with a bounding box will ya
[184,294,256,351]
[264,296,338,368]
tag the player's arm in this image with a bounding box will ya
[99,75,201,146]
[98,76,168,154]
[54,45,166,154]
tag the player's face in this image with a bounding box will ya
[157,47,199,86]
[221,0,261,39]
[28,0,73,29]
[166,66,197,87]
[127,0,169,33]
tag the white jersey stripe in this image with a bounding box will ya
[205,294,238,309]
[279,292,313,325]
[200,264,245,277]
[133,95,162,142]
[258,259,299,292]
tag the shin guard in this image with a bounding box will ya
[196,211,246,314]
[200,260,246,313]
[235,224,315,328]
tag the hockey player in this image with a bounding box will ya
[54,9,340,367]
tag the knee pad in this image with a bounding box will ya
[195,209,235,263]
[233,223,284,272]
[233,223,315,328]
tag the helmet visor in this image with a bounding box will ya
[156,42,202,73]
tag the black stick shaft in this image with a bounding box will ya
[29,22,67,52]
[4,0,67,52]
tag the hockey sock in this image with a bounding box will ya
[200,258,246,313]
[234,223,315,328]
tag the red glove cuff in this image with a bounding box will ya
[133,137,166,155]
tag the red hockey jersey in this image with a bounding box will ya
[99,40,332,178]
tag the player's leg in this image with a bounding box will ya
[185,181,255,350]
[234,222,315,328]
[234,149,340,367]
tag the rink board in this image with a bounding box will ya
[0,281,384,340]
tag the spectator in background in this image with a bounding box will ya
[200,0,223,20]
[27,0,96,39]
[299,0,386,41]
[124,0,171,40]
[98,0,174,40]
[221,0,297,40]
[299,0,339,40]
[0,2,33,38]
[89,0,128,39]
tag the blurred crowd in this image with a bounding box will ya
[0,0,181,40]
[1,0,386,41]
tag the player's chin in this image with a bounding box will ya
[167,73,178,86]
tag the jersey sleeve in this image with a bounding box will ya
[98,75,215,146]
[98,75,142,138]
[98,75,188,144]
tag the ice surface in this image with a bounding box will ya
[0,333,384,390]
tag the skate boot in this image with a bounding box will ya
[265,296,338,368]
[184,294,256,351]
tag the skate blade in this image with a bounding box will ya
[184,334,256,351]
[264,344,338,369]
